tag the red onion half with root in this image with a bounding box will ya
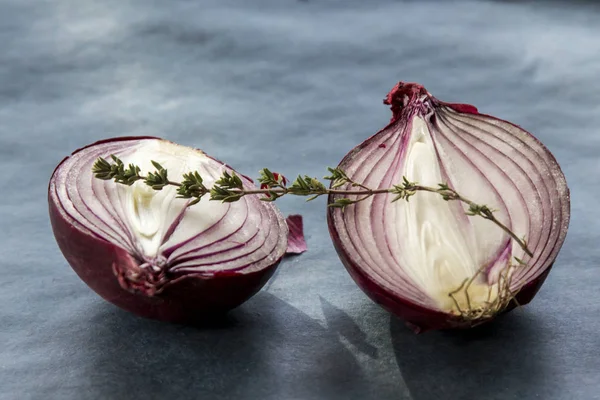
[328,82,570,332]
[49,137,297,323]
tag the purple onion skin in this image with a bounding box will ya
[49,137,282,323]
[327,82,569,333]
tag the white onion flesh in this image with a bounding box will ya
[51,138,288,278]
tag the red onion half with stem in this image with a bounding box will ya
[328,82,570,332]
[49,137,298,323]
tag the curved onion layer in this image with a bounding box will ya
[327,82,570,332]
[49,137,291,323]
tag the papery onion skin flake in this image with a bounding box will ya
[327,82,570,332]
[49,136,291,323]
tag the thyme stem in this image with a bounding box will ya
[92,156,532,257]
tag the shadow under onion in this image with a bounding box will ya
[80,292,374,400]
[391,312,547,400]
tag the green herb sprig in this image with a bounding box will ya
[92,156,531,257]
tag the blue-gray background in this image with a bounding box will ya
[1,0,598,399]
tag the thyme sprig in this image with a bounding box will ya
[92,156,532,257]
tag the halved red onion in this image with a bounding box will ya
[327,82,570,332]
[49,137,294,323]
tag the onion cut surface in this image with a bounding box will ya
[49,137,291,322]
[328,82,570,332]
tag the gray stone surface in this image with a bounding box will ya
[1,0,599,399]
